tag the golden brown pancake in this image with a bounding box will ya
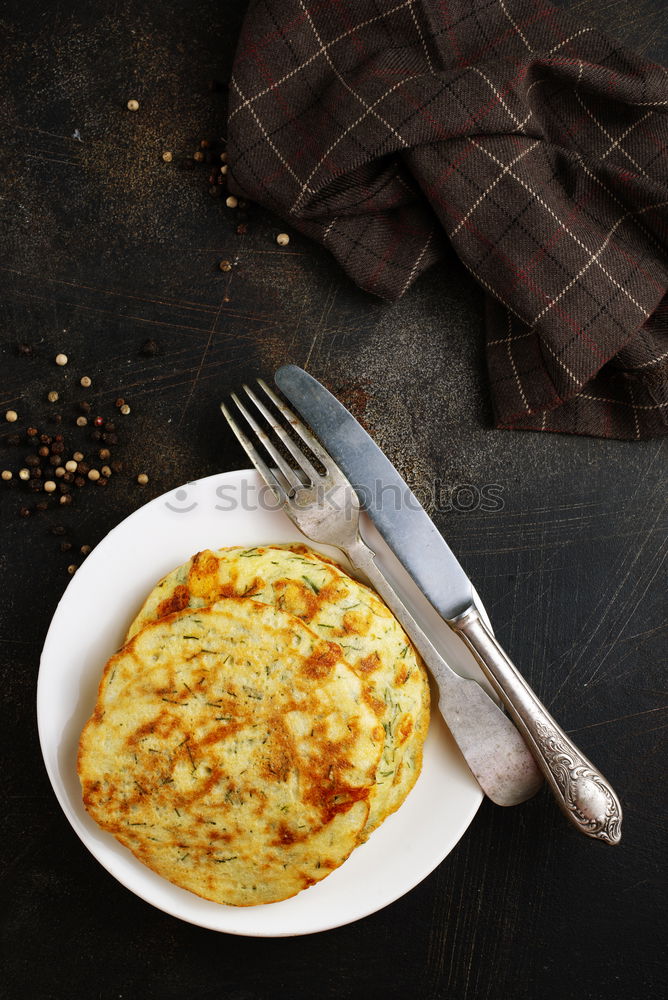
[79,600,383,906]
[127,544,430,835]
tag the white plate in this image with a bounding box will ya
[38,469,486,937]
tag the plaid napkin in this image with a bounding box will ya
[227,0,668,438]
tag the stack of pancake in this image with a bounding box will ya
[78,544,430,906]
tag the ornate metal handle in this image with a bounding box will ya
[449,606,622,844]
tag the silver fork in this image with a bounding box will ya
[220,379,543,808]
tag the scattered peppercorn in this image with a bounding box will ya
[114,398,124,409]
[220,152,228,162]
[76,416,88,427]
[60,541,72,551]
[236,223,248,236]
[80,544,92,556]
[137,473,149,485]
[221,164,228,176]
[47,391,59,403]
[50,525,66,536]
[39,433,51,444]
[5,410,18,423]
[19,506,30,517]
[79,401,91,413]
[18,468,30,481]
[111,461,123,473]
[101,465,112,477]
[162,151,173,163]
[193,151,205,162]
[120,405,131,416]
[74,476,85,488]
[63,472,74,483]
[1,470,13,481]
[73,451,84,462]
[140,339,159,357]
[78,462,90,475]
[52,414,63,424]
[93,416,104,427]
[127,99,139,111]
[219,260,232,272]
[51,458,63,469]
[44,480,56,493]
[276,233,290,246]
[98,448,110,461]
[65,460,78,472]
[67,564,78,574]
[25,455,39,467]
[90,430,102,441]
[55,353,68,366]
[54,465,66,476]
[27,427,38,437]
[17,343,33,356]
[60,494,73,506]
[80,376,92,388]
[88,469,100,481]
[38,446,50,457]
[226,195,238,208]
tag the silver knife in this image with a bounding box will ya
[275,365,623,844]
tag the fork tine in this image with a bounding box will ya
[219,401,288,504]
[243,383,322,485]
[257,379,341,474]
[230,392,303,491]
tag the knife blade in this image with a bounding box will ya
[274,365,623,843]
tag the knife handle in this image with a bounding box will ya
[449,606,622,844]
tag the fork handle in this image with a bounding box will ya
[449,606,622,844]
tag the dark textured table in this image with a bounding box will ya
[1,2,665,998]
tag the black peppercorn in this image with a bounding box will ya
[35,500,48,511]
[104,422,115,433]
[29,480,42,492]
[52,414,63,424]
[74,476,85,488]
[50,525,66,535]
[78,461,90,475]
[39,434,51,445]
[111,461,123,473]
[38,445,49,457]
[19,506,31,517]
[30,467,42,478]
[25,455,39,467]
[140,339,159,357]
[49,455,61,466]
[51,441,64,454]
[60,541,72,552]
[79,401,91,413]
[17,343,33,356]
[90,430,102,441]
[59,483,71,494]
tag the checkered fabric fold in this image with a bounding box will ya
[227,0,668,438]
